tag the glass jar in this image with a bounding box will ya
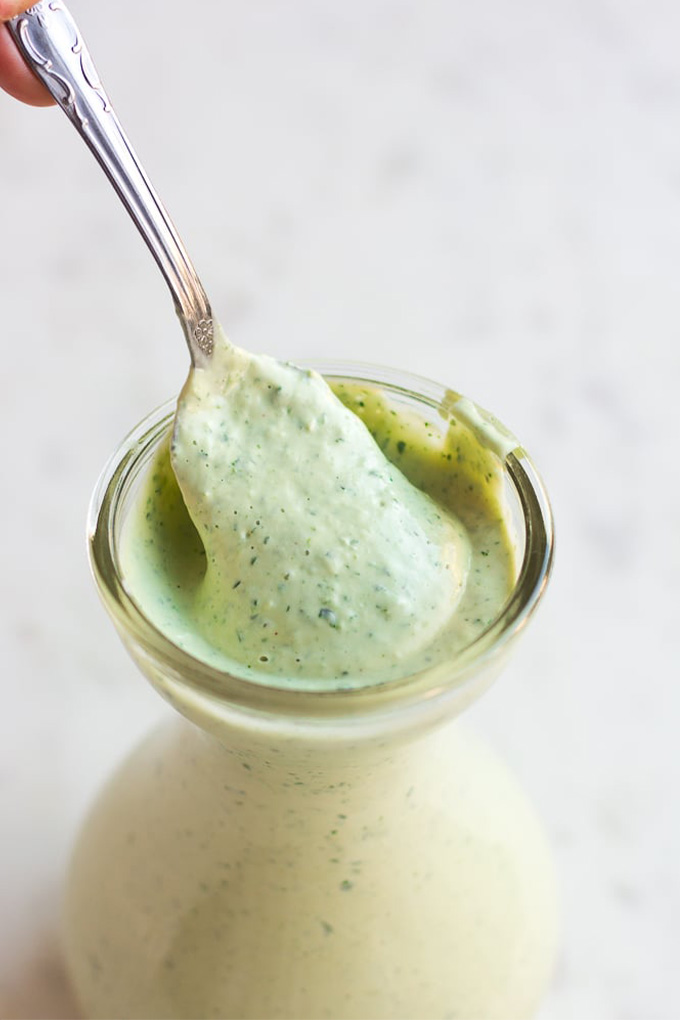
[64,363,557,1020]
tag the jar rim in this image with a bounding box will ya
[88,360,554,722]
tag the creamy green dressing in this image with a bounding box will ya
[121,334,516,686]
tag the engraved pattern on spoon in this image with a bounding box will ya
[15,2,112,128]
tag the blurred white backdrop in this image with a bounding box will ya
[1,1,679,1017]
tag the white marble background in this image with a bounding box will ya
[1,1,678,1017]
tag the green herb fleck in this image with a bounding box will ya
[319,607,338,627]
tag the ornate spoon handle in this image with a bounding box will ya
[8,0,214,362]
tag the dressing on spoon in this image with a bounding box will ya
[169,329,470,679]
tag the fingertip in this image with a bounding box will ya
[0,1,31,20]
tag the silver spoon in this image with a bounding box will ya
[8,0,214,365]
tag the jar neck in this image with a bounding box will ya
[176,710,454,816]
[130,629,508,754]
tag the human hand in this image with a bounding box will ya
[0,1,54,106]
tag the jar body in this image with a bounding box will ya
[64,711,557,1020]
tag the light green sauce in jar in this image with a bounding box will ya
[120,337,516,686]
